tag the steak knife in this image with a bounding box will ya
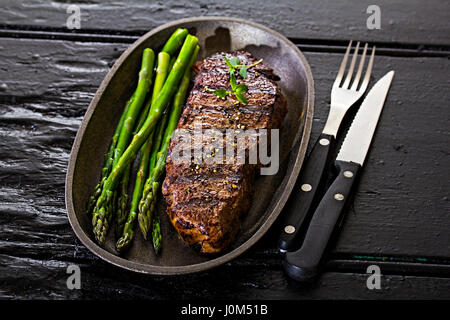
[283,71,395,281]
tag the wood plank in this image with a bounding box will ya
[0,0,449,46]
[2,251,450,299]
[0,37,449,299]
[0,39,127,278]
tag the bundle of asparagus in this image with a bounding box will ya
[87,28,199,254]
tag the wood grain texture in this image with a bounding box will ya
[3,252,450,299]
[0,3,449,298]
[0,0,450,46]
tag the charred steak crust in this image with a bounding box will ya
[162,51,287,254]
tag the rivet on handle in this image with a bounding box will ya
[284,225,296,234]
[343,170,354,178]
[334,193,345,201]
[301,183,312,192]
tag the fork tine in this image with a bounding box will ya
[333,40,352,87]
[342,42,360,89]
[359,46,376,92]
[350,43,368,90]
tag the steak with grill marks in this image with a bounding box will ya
[161,51,287,254]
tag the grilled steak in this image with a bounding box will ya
[162,51,287,253]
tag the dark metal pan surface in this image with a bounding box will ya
[65,17,314,274]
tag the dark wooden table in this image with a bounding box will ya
[1,0,449,300]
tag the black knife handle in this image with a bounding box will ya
[278,133,335,252]
[283,160,361,282]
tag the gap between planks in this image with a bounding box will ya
[0,24,450,58]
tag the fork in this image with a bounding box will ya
[278,41,375,252]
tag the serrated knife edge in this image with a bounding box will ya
[336,71,395,165]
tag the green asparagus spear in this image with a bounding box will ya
[115,136,153,252]
[161,28,188,56]
[86,93,135,215]
[112,48,155,167]
[147,53,172,171]
[134,98,151,135]
[115,53,170,251]
[115,96,153,237]
[152,208,162,255]
[114,164,130,238]
[91,48,156,244]
[133,51,168,135]
[168,56,176,74]
[149,111,169,172]
[92,35,199,245]
[108,50,155,234]
[134,52,170,135]
[151,52,171,105]
[90,46,152,218]
[139,180,160,241]
[116,98,152,236]
[138,112,167,241]
[138,45,200,240]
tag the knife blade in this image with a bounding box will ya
[336,70,395,165]
[283,71,395,281]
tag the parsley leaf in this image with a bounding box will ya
[229,72,237,91]
[224,56,234,69]
[235,92,248,104]
[214,56,262,104]
[214,89,228,99]
[229,57,241,67]
[235,84,248,94]
[239,65,248,78]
